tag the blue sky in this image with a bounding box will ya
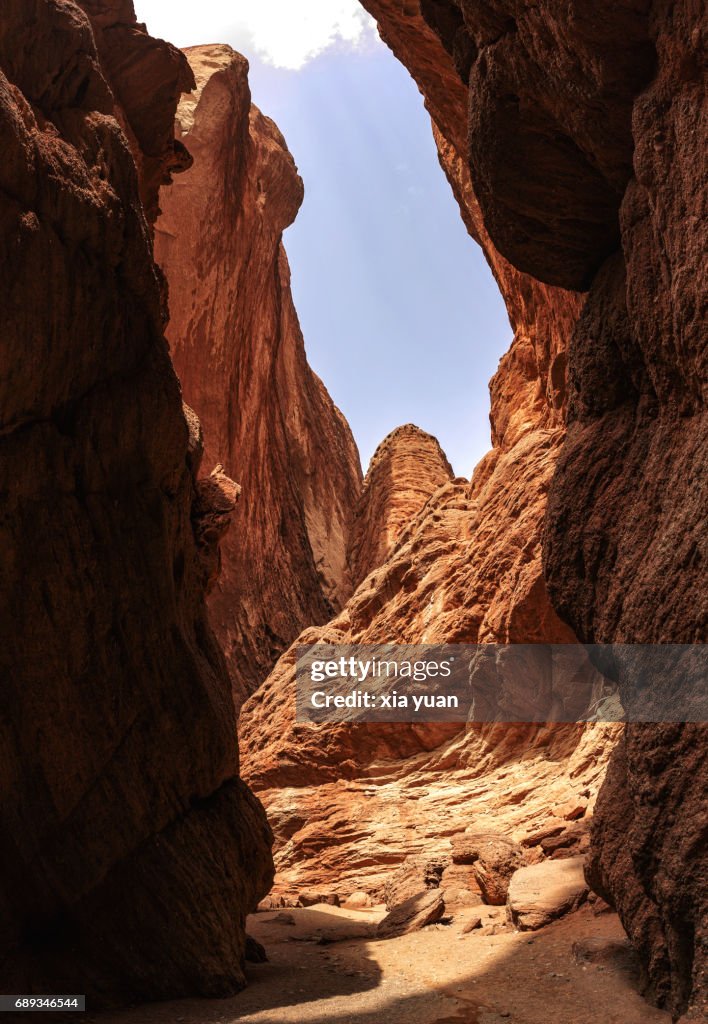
[136,1,512,476]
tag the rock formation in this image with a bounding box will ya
[239,4,705,1017]
[238,0,606,914]
[358,1,706,1019]
[348,424,454,586]
[155,45,363,705]
[0,2,271,1005]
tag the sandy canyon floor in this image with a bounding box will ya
[93,903,670,1024]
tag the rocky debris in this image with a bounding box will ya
[384,859,445,910]
[507,857,589,931]
[452,831,524,906]
[376,890,446,939]
[521,824,567,849]
[258,896,291,912]
[0,0,272,1006]
[348,424,454,587]
[461,916,483,934]
[155,45,363,705]
[297,893,341,908]
[552,798,589,822]
[540,821,591,860]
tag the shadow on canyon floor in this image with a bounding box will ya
[91,903,671,1024]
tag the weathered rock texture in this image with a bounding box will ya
[239,4,705,1017]
[358,1,706,1018]
[0,2,271,1005]
[155,45,363,705]
[238,0,610,914]
[348,423,454,586]
[553,6,707,1008]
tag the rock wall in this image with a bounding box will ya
[0,2,272,1005]
[348,423,454,586]
[359,1,706,1018]
[239,0,606,907]
[155,45,363,705]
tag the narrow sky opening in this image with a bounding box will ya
[135,1,512,476]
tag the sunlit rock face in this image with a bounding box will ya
[348,424,455,587]
[360,2,707,1018]
[155,45,363,706]
[0,2,272,1005]
[238,0,612,923]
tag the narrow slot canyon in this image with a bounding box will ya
[0,3,705,1024]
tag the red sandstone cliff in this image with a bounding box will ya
[357,2,706,1018]
[238,0,607,916]
[348,424,455,586]
[0,2,271,1005]
[155,45,363,706]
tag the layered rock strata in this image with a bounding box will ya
[155,45,363,705]
[0,2,271,1005]
[359,2,706,1018]
[239,0,603,909]
[348,424,454,586]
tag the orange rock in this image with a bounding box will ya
[155,45,363,704]
[348,424,454,587]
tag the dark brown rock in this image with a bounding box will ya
[415,0,655,289]
[539,1,707,1016]
[0,1,271,1006]
[363,1,705,1015]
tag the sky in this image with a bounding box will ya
[135,1,512,476]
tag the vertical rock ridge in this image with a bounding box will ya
[155,45,364,706]
[348,424,455,587]
[0,2,272,1005]
[360,1,706,1017]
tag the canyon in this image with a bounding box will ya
[154,45,362,705]
[0,1,704,1023]
[0,0,272,1005]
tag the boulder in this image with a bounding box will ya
[452,831,524,905]
[377,890,445,939]
[507,857,589,930]
[344,891,373,910]
[297,893,341,908]
[384,858,445,911]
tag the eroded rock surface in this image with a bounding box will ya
[360,2,706,1018]
[239,0,600,910]
[0,2,271,1005]
[507,857,589,931]
[155,46,363,704]
[232,0,618,967]
[349,424,454,587]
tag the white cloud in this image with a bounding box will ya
[136,0,380,70]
